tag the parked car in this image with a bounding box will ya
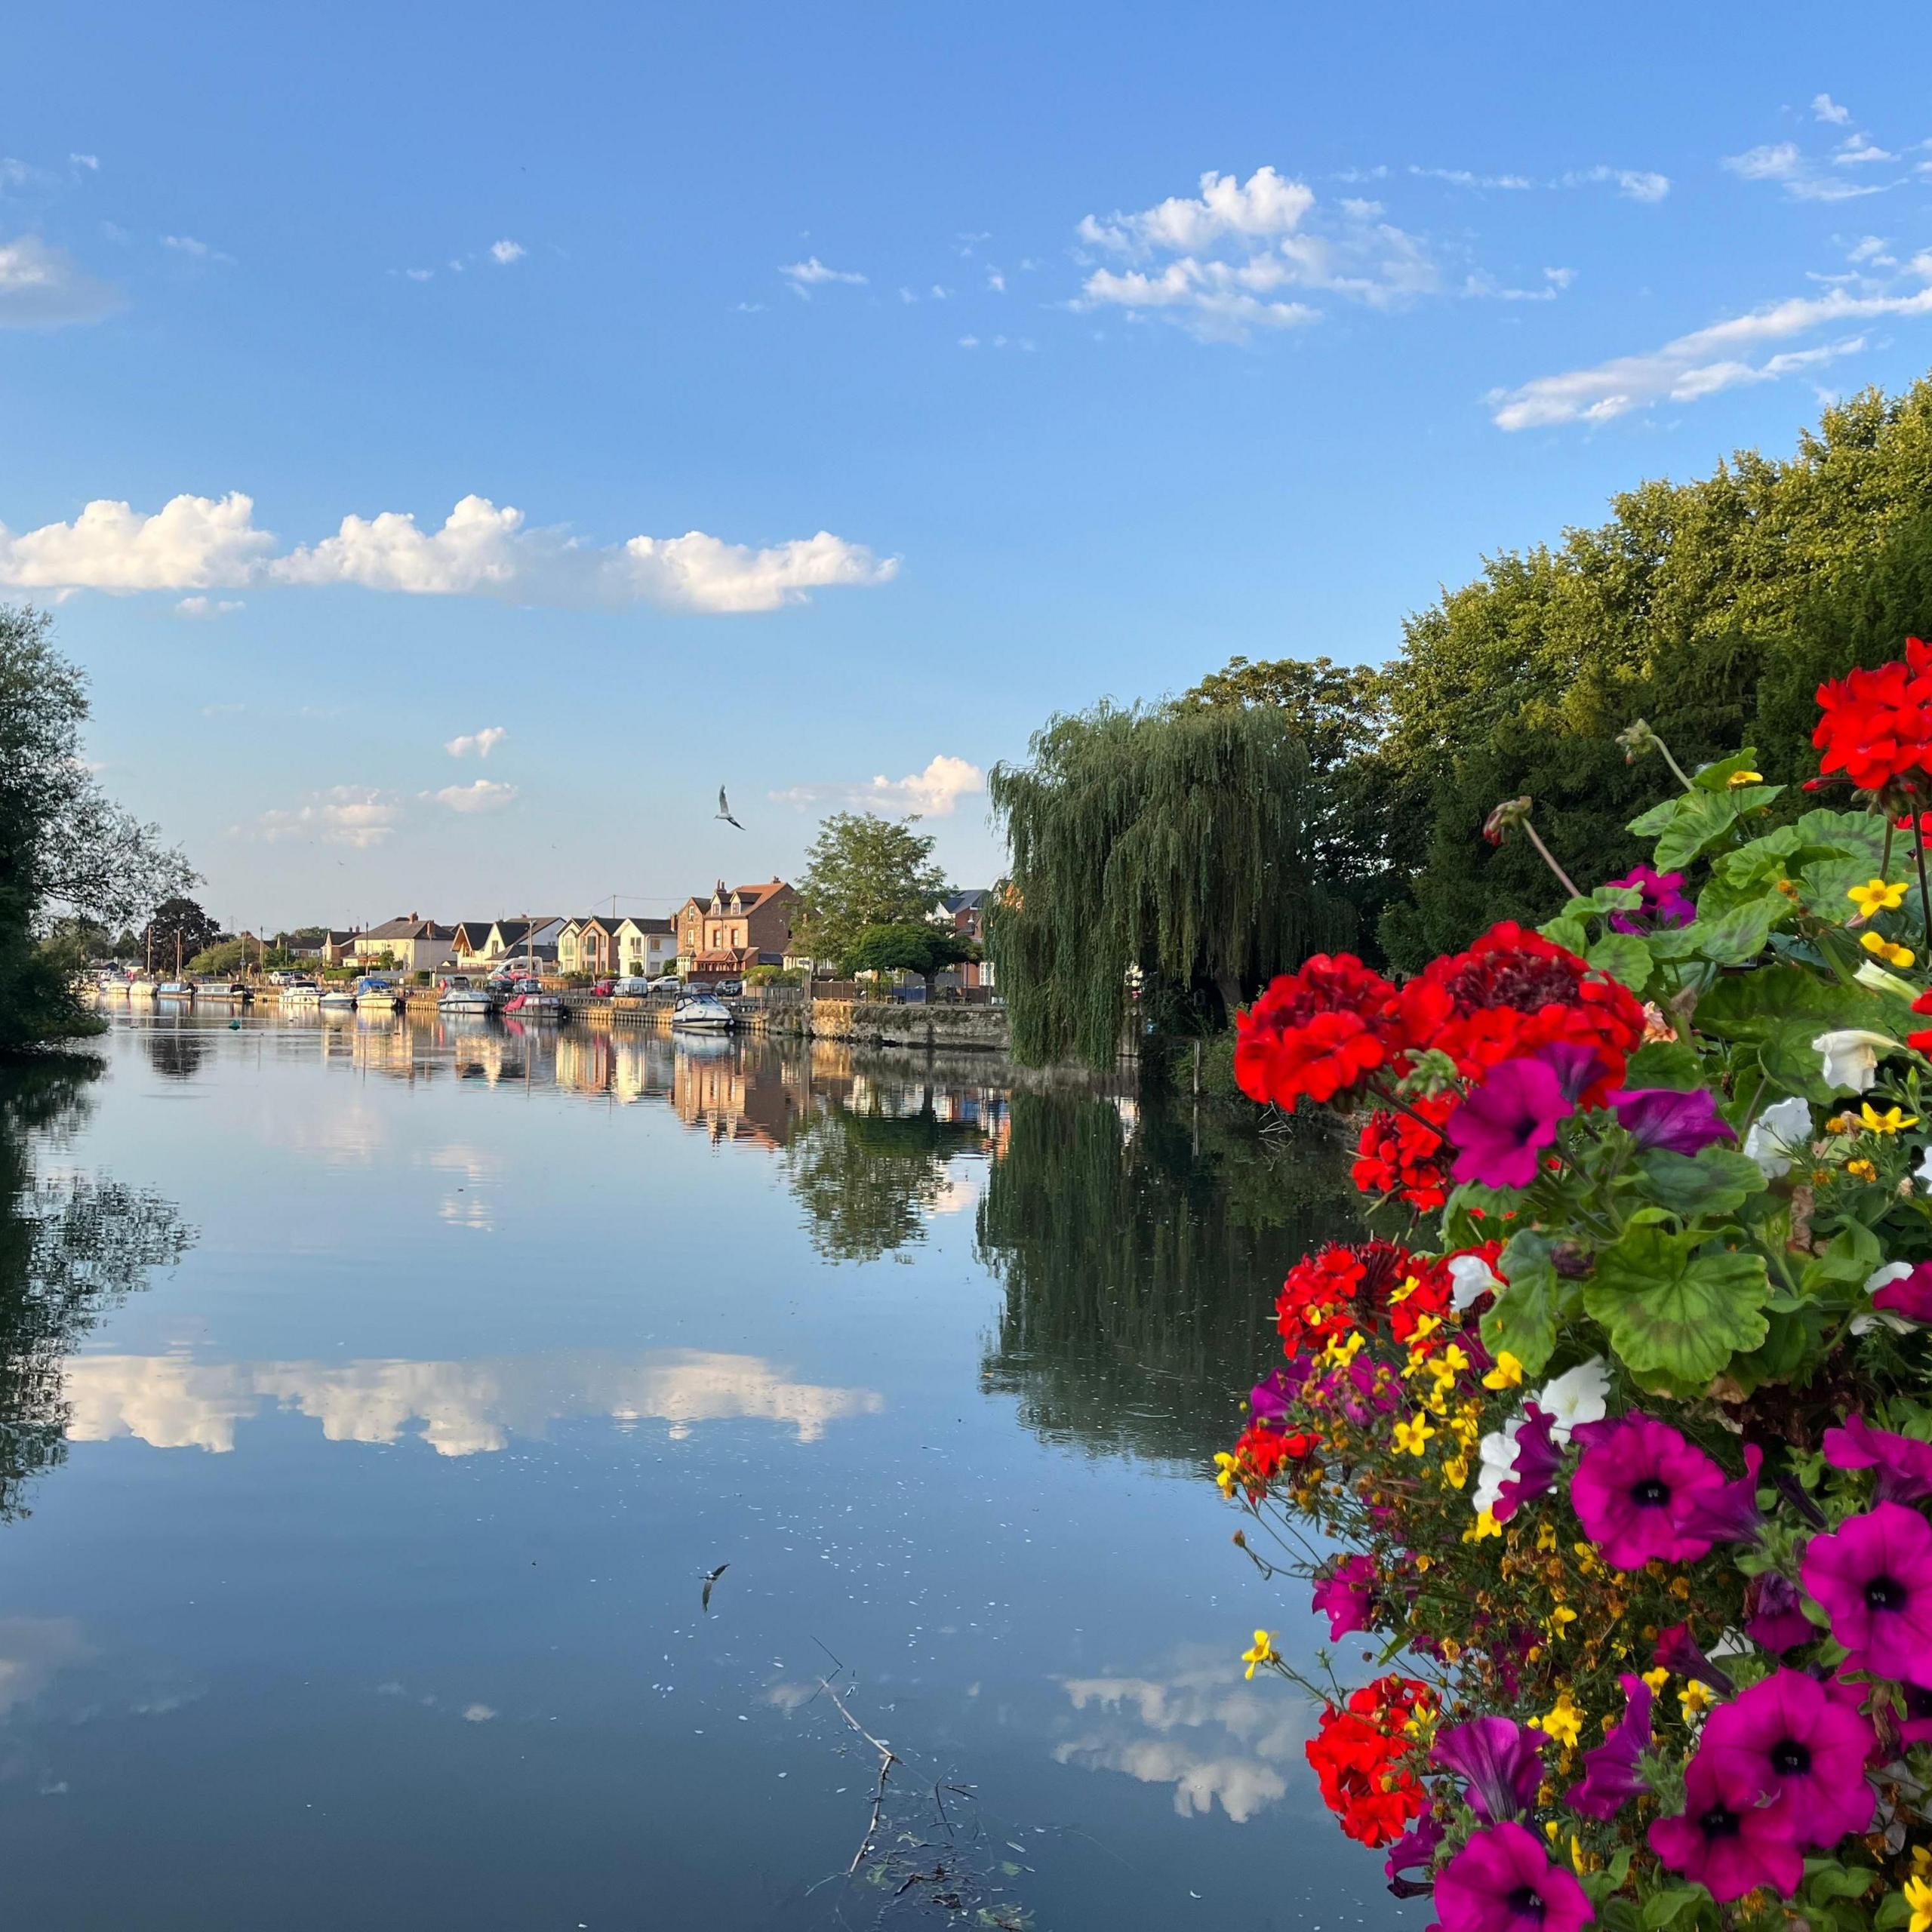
[712,978,744,998]
[611,977,653,996]
[647,976,682,994]
[589,978,616,997]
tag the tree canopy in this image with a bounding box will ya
[987,700,1353,1068]
[841,921,977,995]
[1,606,193,1048]
[792,811,949,964]
[143,898,223,971]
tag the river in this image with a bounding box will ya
[0,1009,1398,1930]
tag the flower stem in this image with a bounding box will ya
[1520,820,1585,900]
[1914,824,1932,952]
[1651,735,1697,792]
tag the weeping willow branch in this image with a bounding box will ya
[986,703,1356,1069]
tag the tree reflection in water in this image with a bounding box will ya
[783,1097,988,1263]
[0,1060,192,1517]
[143,1023,210,1081]
[977,1094,1362,1463]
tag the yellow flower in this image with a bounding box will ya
[1678,1679,1716,1721]
[1437,1343,1471,1377]
[1727,769,1764,789]
[1904,1872,1932,1932]
[1213,1452,1241,1498]
[1481,1351,1524,1391]
[1641,1666,1669,1694]
[1860,930,1917,968]
[1241,1630,1276,1681]
[1850,877,1909,915]
[1535,1521,1558,1553]
[1861,1102,1920,1134]
[1464,1510,1502,1543]
[1531,1690,1583,1749]
[1549,1605,1578,1638]
[1408,1313,1442,1343]
[1324,1330,1365,1368]
[1442,1454,1470,1490]
[1392,1412,1436,1457]
[1847,1158,1880,1183]
[1389,1272,1420,1304]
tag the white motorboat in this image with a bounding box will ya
[439,977,499,1015]
[280,982,321,1008]
[354,976,401,1011]
[503,989,564,1020]
[155,980,194,1000]
[670,993,735,1032]
[317,986,357,1011]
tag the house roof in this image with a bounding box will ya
[706,880,792,912]
[943,890,991,913]
[361,916,451,942]
[620,915,674,935]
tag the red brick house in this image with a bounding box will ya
[674,879,797,980]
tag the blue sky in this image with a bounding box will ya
[7,2,1932,931]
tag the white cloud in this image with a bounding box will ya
[0,235,119,327]
[433,778,518,814]
[771,752,985,820]
[780,255,866,293]
[0,491,274,588]
[489,238,525,266]
[404,267,434,282]
[1835,138,1896,166]
[1489,281,1932,429]
[1723,140,1888,202]
[461,1703,497,1722]
[162,233,233,263]
[1407,165,1533,190]
[1079,166,1315,255]
[986,268,1005,292]
[1814,93,1852,125]
[1562,165,1671,202]
[1465,266,1574,303]
[69,152,99,171]
[174,595,242,619]
[257,785,401,848]
[445,725,506,759]
[0,490,896,614]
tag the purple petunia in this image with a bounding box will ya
[1570,1414,1726,1570]
[1493,1403,1561,1524]
[1383,1802,1442,1900]
[1609,1085,1737,1156]
[1311,1554,1377,1641]
[1564,1672,1653,1820]
[1872,1261,1932,1324]
[1746,1571,1817,1655]
[1606,863,1694,934]
[1445,1057,1576,1191]
[1431,1821,1594,1932]
[1679,1443,1765,1546]
[1823,1414,1932,1504]
[1801,1501,1932,1689]
[1654,1622,1735,1697]
[1699,1669,1876,1849]
[1649,1749,1804,1902]
[1431,1717,1545,1824]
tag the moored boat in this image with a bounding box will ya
[317,985,357,1010]
[155,980,194,1000]
[670,992,735,1032]
[439,977,500,1016]
[353,976,401,1011]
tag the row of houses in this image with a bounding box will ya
[310,881,992,985]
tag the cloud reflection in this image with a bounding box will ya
[64,1349,884,1455]
[1053,1651,1317,1823]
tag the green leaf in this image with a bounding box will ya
[1800,1221,1884,1296]
[1540,912,1590,954]
[1583,1228,1769,1385]
[1758,1017,1841,1102]
[1480,1229,1561,1377]
[1646,897,1779,967]
[1586,931,1654,991]
[1640,1885,1709,1929]
[1801,1860,1879,1903]
[1694,965,1887,1045]
[1623,1040,1704,1089]
[1631,1146,1767,1217]
[1691,749,1764,792]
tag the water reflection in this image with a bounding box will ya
[66,1348,884,1454]
[0,1061,192,1517]
[977,1097,1360,1462]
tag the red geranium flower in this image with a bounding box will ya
[1235,955,1401,1111]
[1273,1241,1441,1358]
[1352,1094,1454,1211]
[1814,638,1932,792]
[1306,1675,1434,1847]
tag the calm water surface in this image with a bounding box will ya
[0,1010,1401,1930]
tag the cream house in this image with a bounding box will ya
[558,915,677,978]
[350,916,457,973]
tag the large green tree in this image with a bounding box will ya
[1372,380,1932,966]
[0,607,193,1048]
[143,898,223,973]
[987,701,1352,1068]
[840,921,978,1001]
[792,811,949,964]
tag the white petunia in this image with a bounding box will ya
[1531,1357,1611,1444]
[1471,1422,1523,1516]
[1447,1254,1503,1312]
[1812,1029,1897,1094]
[1854,1261,1917,1336]
[1742,1095,1814,1179]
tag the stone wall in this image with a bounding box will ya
[789,998,1010,1053]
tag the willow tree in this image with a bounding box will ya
[987,701,1353,1068]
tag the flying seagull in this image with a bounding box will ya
[716,786,744,830]
[701,1563,729,1612]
